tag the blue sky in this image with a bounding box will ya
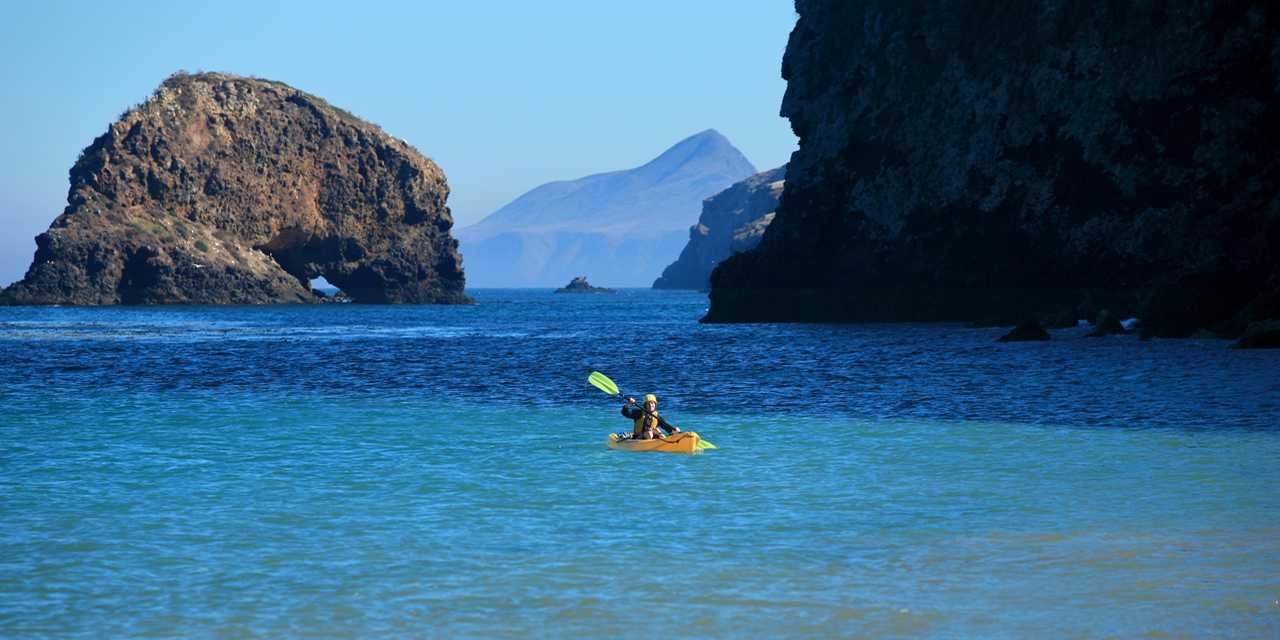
[0,1,798,286]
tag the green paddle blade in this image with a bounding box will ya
[697,439,718,450]
[588,371,620,396]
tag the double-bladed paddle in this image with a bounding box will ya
[587,370,718,449]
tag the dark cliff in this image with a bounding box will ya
[1,72,468,305]
[705,1,1280,336]
[653,166,785,290]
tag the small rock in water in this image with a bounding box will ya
[1087,310,1128,337]
[1040,309,1078,329]
[554,276,615,294]
[998,319,1050,342]
[1232,321,1280,349]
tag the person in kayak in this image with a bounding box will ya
[621,393,680,439]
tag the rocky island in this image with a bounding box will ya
[704,1,1279,339]
[653,166,785,291]
[554,277,614,294]
[0,72,468,305]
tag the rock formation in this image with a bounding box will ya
[0,72,468,305]
[653,166,785,290]
[1086,310,1128,337]
[998,319,1050,342]
[705,1,1280,338]
[457,130,757,287]
[554,276,614,294]
[1233,321,1280,349]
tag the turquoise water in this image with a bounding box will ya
[2,290,1278,637]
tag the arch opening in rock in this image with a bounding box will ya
[310,275,337,294]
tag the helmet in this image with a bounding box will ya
[643,393,658,405]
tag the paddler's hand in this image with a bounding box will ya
[625,396,636,405]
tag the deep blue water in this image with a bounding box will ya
[2,289,1278,637]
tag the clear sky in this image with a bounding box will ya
[0,1,798,286]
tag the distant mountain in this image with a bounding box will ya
[457,129,757,287]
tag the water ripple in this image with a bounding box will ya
[1,291,1277,637]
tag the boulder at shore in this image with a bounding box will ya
[653,166,785,290]
[998,319,1050,342]
[1086,310,1128,337]
[704,1,1280,338]
[555,276,614,294]
[1233,321,1280,349]
[0,72,468,305]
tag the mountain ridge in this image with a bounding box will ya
[458,129,757,287]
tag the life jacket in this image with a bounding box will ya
[633,410,661,437]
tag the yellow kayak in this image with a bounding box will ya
[607,431,703,454]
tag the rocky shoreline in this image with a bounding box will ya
[704,1,1280,340]
[653,166,784,291]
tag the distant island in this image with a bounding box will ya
[0,72,468,305]
[554,276,614,294]
[457,129,757,288]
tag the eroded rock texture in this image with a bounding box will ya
[653,166,785,290]
[705,1,1280,336]
[1,72,467,305]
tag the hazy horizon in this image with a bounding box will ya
[0,1,799,286]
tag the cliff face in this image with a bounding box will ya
[1,72,467,305]
[706,1,1280,335]
[456,130,758,287]
[653,166,785,290]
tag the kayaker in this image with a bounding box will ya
[621,394,679,439]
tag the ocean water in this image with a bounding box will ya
[1,289,1277,638]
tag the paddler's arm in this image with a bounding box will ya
[621,399,641,419]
